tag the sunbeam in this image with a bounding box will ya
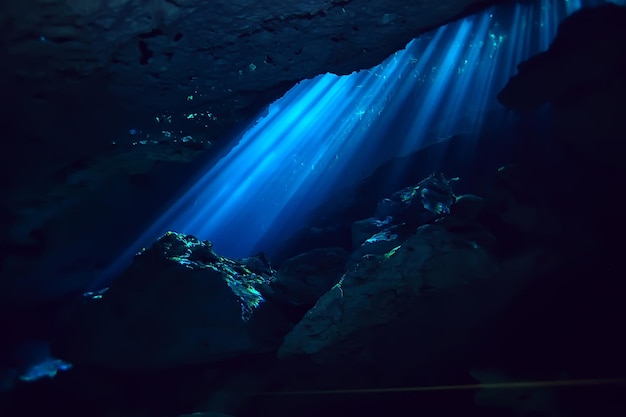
[96,0,625,289]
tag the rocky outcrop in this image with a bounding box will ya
[50,233,352,370]
[497,3,626,171]
[51,232,282,369]
[497,3,626,111]
[272,166,549,366]
[278,221,501,360]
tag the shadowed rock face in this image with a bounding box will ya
[497,3,626,112]
[497,3,626,171]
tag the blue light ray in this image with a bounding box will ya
[96,0,625,288]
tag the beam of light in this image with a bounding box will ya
[94,0,625,289]
[249,378,626,396]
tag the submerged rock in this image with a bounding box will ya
[349,172,460,265]
[497,3,626,171]
[498,3,626,112]
[51,232,279,370]
[417,172,458,215]
[277,222,500,360]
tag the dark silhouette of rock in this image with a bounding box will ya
[498,3,626,171]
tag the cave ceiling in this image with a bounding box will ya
[1,0,505,163]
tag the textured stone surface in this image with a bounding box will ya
[1,0,505,163]
[277,223,500,360]
[3,1,501,119]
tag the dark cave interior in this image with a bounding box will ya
[1,1,626,416]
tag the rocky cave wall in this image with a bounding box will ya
[1,0,505,183]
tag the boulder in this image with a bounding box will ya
[51,232,280,370]
[277,222,500,361]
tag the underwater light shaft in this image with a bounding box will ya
[98,0,623,287]
[165,0,579,257]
